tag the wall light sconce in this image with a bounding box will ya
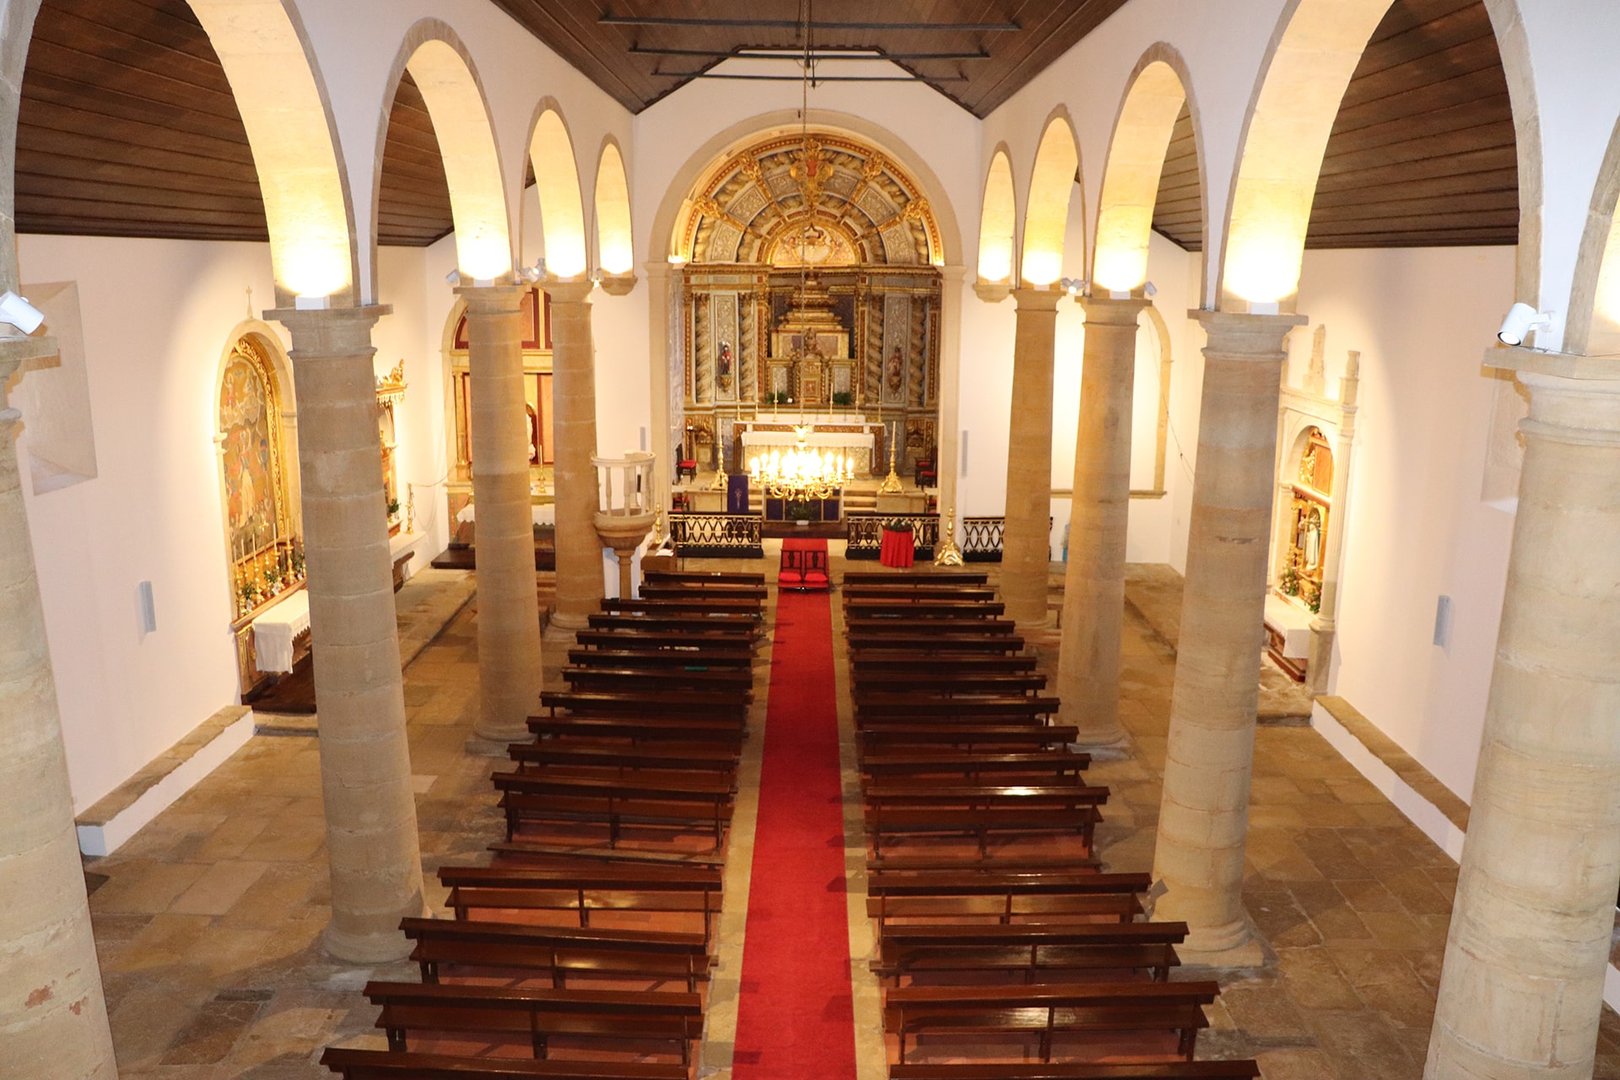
[1497,302,1554,347]
[1058,277,1087,297]
[445,269,462,287]
[519,258,546,284]
[0,290,45,334]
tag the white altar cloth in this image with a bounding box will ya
[455,503,556,527]
[253,590,310,674]
[1263,593,1313,659]
[740,428,876,471]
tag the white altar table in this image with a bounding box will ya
[739,428,876,473]
[455,502,557,528]
[253,589,310,674]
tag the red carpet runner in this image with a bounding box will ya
[732,586,858,1078]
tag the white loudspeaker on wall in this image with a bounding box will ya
[960,430,969,477]
[1432,595,1452,648]
[639,426,648,451]
[137,580,157,635]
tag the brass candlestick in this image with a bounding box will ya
[934,506,965,566]
[878,436,904,494]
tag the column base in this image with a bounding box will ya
[1068,729,1132,761]
[544,619,584,643]
[1171,917,1268,969]
[465,732,527,757]
[547,611,589,632]
[322,919,420,964]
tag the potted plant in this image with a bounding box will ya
[787,498,816,525]
[831,390,853,407]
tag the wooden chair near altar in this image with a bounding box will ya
[778,537,830,592]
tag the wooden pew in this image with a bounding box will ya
[845,599,1007,619]
[601,596,763,617]
[364,981,703,1063]
[509,743,739,782]
[573,630,756,654]
[528,715,747,747]
[852,654,1038,674]
[486,841,725,872]
[857,724,1079,751]
[868,854,1103,875]
[860,751,1089,783]
[640,582,768,602]
[884,981,1222,1064]
[399,917,712,991]
[847,633,1026,655]
[846,616,1018,636]
[865,870,1146,922]
[855,695,1061,722]
[873,920,1186,986]
[863,786,1106,856]
[567,647,755,671]
[540,690,749,720]
[843,585,999,602]
[886,1062,1261,1080]
[643,570,766,586]
[438,865,725,938]
[562,666,754,695]
[585,612,760,636]
[492,770,734,847]
[321,1048,689,1079]
[843,571,990,586]
[854,673,1048,696]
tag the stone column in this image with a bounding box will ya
[546,280,604,630]
[1151,311,1304,963]
[1000,288,1062,628]
[269,305,425,963]
[1056,295,1149,750]
[458,285,543,744]
[1425,354,1620,1080]
[0,335,118,1077]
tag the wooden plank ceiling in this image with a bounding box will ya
[14,0,1516,251]
[1153,0,1519,250]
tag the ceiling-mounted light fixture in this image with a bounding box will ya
[0,290,45,334]
[1497,302,1553,347]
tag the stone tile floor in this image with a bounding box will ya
[82,559,1620,1078]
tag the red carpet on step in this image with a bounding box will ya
[732,583,858,1078]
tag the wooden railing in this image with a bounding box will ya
[846,513,939,561]
[669,512,764,558]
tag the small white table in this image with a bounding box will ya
[252,590,310,674]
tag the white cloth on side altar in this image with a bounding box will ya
[253,590,310,674]
[455,503,556,527]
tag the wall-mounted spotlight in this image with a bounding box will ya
[0,290,45,334]
[1144,281,1159,299]
[1497,302,1554,347]
[1058,277,1087,297]
[445,269,462,287]
[519,258,546,284]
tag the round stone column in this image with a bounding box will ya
[546,280,604,631]
[1425,356,1620,1080]
[1151,310,1304,962]
[1000,288,1062,628]
[0,336,117,1077]
[270,305,426,963]
[458,285,544,744]
[1056,295,1149,750]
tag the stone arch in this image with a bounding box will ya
[594,137,635,277]
[978,145,1018,290]
[525,101,589,280]
[1021,108,1083,287]
[372,22,513,284]
[0,0,42,291]
[1565,113,1620,355]
[1218,0,1538,311]
[187,0,358,306]
[1092,46,1207,294]
[649,110,963,272]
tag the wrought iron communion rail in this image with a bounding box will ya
[669,512,765,558]
[846,513,939,560]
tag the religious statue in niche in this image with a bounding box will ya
[526,404,541,465]
[887,346,905,395]
[716,341,734,395]
[1279,426,1333,613]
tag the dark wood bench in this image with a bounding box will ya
[886,1062,1261,1080]
[540,690,749,720]
[857,724,1080,751]
[855,673,1048,696]
[485,840,725,872]
[562,666,755,694]
[874,920,1186,986]
[567,647,755,670]
[843,585,999,602]
[365,981,703,1063]
[860,751,1089,783]
[510,743,739,781]
[321,1048,689,1079]
[492,770,734,847]
[864,788,1105,856]
[852,654,1038,674]
[843,571,990,586]
[855,695,1062,722]
[586,612,761,636]
[601,596,763,617]
[865,870,1146,921]
[869,854,1103,875]
[643,570,767,586]
[528,715,747,747]
[438,865,725,938]
[885,981,1221,1064]
[399,917,712,991]
[847,633,1026,655]
[846,616,1018,636]
[845,599,1007,619]
[869,891,1143,928]
[573,630,757,654]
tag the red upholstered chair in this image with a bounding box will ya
[778,546,806,589]
[914,452,937,488]
[801,547,830,591]
[676,458,698,482]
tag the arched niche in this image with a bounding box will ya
[976,146,1018,299]
[594,138,635,281]
[526,104,588,280]
[441,286,555,536]
[1021,111,1082,287]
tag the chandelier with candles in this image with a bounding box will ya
[749,425,855,501]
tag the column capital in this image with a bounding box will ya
[1011,286,1063,314]
[265,304,391,356]
[455,283,530,316]
[0,332,59,397]
[1194,309,1307,359]
[544,278,595,305]
[1079,293,1152,327]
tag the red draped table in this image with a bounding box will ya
[879,526,915,568]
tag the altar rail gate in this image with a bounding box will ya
[669,512,764,559]
[846,513,939,561]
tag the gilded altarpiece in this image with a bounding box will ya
[674,130,945,480]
